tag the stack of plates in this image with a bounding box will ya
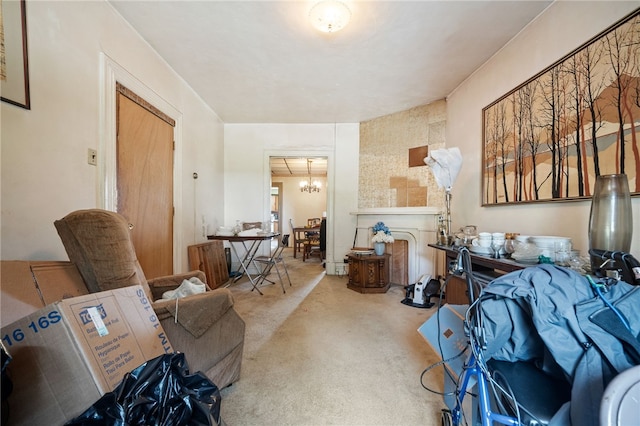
[469,245,504,256]
[216,226,234,236]
[511,253,540,264]
[351,248,374,255]
[529,236,571,258]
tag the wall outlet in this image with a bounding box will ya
[87,148,97,166]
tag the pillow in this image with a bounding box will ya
[162,277,206,300]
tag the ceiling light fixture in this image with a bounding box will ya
[300,159,322,192]
[300,178,322,193]
[309,1,351,33]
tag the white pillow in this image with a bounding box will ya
[162,277,206,300]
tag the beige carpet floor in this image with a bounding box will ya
[219,248,447,425]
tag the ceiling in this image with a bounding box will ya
[108,0,553,124]
[270,157,327,177]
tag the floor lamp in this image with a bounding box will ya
[424,148,462,244]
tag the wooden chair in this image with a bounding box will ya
[303,240,322,262]
[307,218,321,227]
[290,218,306,257]
[305,217,321,243]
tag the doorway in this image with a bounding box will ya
[269,156,328,255]
[101,54,185,272]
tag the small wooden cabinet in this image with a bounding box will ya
[429,244,526,305]
[346,253,390,293]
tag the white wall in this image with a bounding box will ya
[0,2,225,271]
[271,176,327,232]
[224,123,359,273]
[447,2,640,257]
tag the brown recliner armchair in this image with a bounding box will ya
[54,209,245,389]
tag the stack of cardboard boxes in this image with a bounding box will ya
[1,261,173,425]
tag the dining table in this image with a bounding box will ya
[291,226,320,258]
[208,232,280,294]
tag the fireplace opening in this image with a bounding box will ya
[387,239,409,285]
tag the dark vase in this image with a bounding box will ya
[588,174,633,270]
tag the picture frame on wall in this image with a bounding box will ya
[1,0,30,110]
[482,9,639,206]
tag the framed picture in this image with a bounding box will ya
[1,0,30,109]
[482,9,639,206]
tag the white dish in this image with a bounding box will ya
[469,245,505,256]
[512,256,539,264]
[351,249,374,255]
[529,236,571,248]
[216,231,234,236]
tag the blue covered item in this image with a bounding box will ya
[478,264,640,426]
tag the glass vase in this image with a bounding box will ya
[588,174,632,266]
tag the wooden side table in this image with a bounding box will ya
[428,244,526,304]
[346,253,391,293]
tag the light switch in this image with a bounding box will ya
[88,148,97,165]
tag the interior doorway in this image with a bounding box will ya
[269,156,328,253]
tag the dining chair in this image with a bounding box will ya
[253,234,291,293]
[290,218,306,257]
[303,240,322,262]
[305,218,321,243]
[307,218,321,227]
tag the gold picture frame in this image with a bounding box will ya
[1,0,30,109]
[482,9,639,206]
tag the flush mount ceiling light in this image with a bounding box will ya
[309,1,351,33]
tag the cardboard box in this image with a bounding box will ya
[2,285,173,425]
[418,304,473,411]
[1,261,88,326]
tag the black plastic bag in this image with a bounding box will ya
[1,342,12,426]
[65,353,221,426]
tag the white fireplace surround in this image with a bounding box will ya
[351,208,441,284]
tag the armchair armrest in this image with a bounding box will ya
[152,288,235,337]
[147,270,208,300]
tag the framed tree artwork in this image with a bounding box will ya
[482,9,639,206]
[1,0,30,109]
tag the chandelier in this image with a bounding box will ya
[300,178,322,193]
[300,159,322,192]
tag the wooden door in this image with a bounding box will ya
[116,84,174,278]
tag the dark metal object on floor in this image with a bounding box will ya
[401,275,441,309]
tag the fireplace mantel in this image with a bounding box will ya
[351,207,440,284]
[350,207,441,216]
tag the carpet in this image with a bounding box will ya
[219,249,447,425]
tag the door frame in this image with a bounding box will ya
[264,150,334,263]
[99,53,184,271]
[271,182,283,234]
